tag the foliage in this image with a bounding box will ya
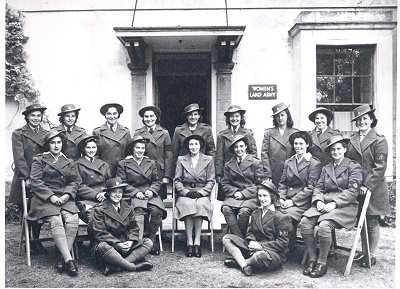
[381,180,396,228]
[5,4,40,105]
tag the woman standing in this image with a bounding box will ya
[28,129,80,276]
[308,107,341,166]
[261,102,299,186]
[215,105,257,183]
[75,134,111,224]
[90,177,154,275]
[346,104,390,268]
[174,135,215,258]
[116,135,166,256]
[299,135,362,278]
[222,180,291,276]
[133,105,173,199]
[172,103,215,166]
[278,131,322,250]
[55,104,86,160]
[93,102,131,176]
[221,135,265,238]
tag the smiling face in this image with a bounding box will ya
[105,107,119,125]
[229,112,241,128]
[186,111,200,125]
[133,142,146,159]
[330,142,346,162]
[258,188,272,208]
[84,141,97,158]
[234,140,247,158]
[62,112,77,127]
[188,139,201,155]
[314,113,328,130]
[27,111,43,128]
[143,110,157,128]
[108,188,123,206]
[49,136,63,156]
[275,111,288,127]
[293,137,309,157]
[355,114,373,132]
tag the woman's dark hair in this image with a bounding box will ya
[24,111,44,124]
[314,111,333,126]
[366,112,378,128]
[272,108,294,128]
[141,108,161,126]
[43,133,67,153]
[234,138,250,154]
[58,111,79,125]
[79,137,101,157]
[289,131,313,153]
[185,111,203,123]
[225,112,246,128]
[258,187,278,205]
[126,140,147,157]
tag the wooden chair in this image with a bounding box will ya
[302,190,372,276]
[171,183,214,253]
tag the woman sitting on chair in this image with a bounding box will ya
[116,135,166,256]
[299,135,362,278]
[223,180,291,276]
[28,129,79,277]
[174,135,215,258]
[90,177,153,275]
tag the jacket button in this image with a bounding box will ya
[60,176,64,178]
[90,175,94,178]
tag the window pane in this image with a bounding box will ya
[334,49,353,75]
[353,48,372,76]
[354,77,372,103]
[335,77,352,103]
[316,76,334,103]
[317,53,334,75]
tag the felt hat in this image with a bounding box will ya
[271,102,290,116]
[57,104,81,116]
[100,102,124,116]
[22,103,47,116]
[224,105,246,117]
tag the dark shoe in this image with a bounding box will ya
[150,243,160,256]
[135,261,153,272]
[194,245,202,258]
[302,260,316,276]
[186,245,194,257]
[354,253,365,262]
[103,264,120,276]
[224,259,240,269]
[310,263,327,278]
[241,265,253,276]
[360,256,376,268]
[65,260,78,277]
[54,259,65,274]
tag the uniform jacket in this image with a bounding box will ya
[133,125,173,179]
[215,127,258,177]
[10,124,48,204]
[309,127,341,166]
[277,153,322,221]
[221,155,265,210]
[171,122,216,165]
[174,153,216,197]
[261,127,299,186]
[302,157,362,229]
[93,123,131,176]
[346,129,390,215]
[75,157,111,207]
[28,152,79,221]
[55,124,86,160]
[90,199,140,246]
[116,156,165,217]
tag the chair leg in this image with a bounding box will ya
[210,219,214,252]
[362,218,371,268]
[171,219,176,253]
[330,229,338,260]
[23,219,31,266]
[158,227,163,252]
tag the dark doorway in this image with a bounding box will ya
[153,53,211,137]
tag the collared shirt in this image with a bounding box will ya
[44,151,66,162]
[316,126,328,134]
[148,125,156,134]
[85,156,95,162]
[237,153,247,164]
[231,126,239,134]
[64,125,74,132]
[112,203,121,213]
[259,204,275,217]
[191,154,200,168]
[334,158,344,168]
[28,124,40,133]
[133,157,144,165]
[107,122,117,132]
[359,128,371,142]
[279,127,285,136]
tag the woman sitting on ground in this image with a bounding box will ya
[223,179,291,276]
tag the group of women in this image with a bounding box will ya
[10,100,389,278]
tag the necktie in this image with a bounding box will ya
[237,157,242,164]
[34,127,39,134]
[317,129,322,137]
[149,127,154,134]
[117,207,120,213]
[89,157,94,162]
[67,127,72,134]
[110,123,115,132]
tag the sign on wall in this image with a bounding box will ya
[248,85,277,100]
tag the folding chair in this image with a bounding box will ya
[302,190,371,276]
[171,183,214,253]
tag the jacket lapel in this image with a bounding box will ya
[311,129,322,149]
[114,125,129,141]
[42,153,68,176]
[361,129,377,152]
[227,159,245,179]
[335,157,350,181]
[125,158,147,178]
[319,127,333,145]
[103,200,126,225]
[138,127,156,145]
[178,123,193,138]
[270,128,286,147]
[221,129,234,141]
[77,158,103,175]
[325,162,338,186]
[195,153,209,176]
[152,126,164,142]
[297,157,311,174]
[239,155,253,172]
[21,125,44,146]
[252,209,264,233]
[180,155,199,180]
[287,156,301,179]
[350,133,362,156]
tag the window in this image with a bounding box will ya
[316,45,374,133]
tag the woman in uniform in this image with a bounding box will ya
[261,102,299,186]
[55,104,86,160]
[346,104,390,268]
[90,177,154,275]
[299,135,362,278]
[221,135,265,239]
[93,102,131,176]
[174,135,215,258]
[172,103,215,167]
[116,135,166,256]
[222,180,291,276]
[308,107,341,166]
[133,105,173,199]
[277,131,322,251]
[28,129,80,276]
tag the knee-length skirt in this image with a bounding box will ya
[174,196,213,221]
